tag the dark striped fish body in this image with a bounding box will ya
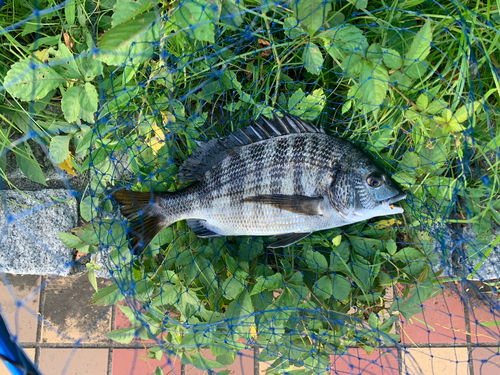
[113,115,406,254]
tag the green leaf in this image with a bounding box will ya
[87,267,98,292]
[348,0,368,9]
[284,17,306,39]
[49,135,71,164]
[112,0,153,27]
[106,327,136,344]
[304,248,328,273]
[154,366,164,375]
[4,58,65,101]
[366,43,383,63]
[454,101,480,123]
[303,43,323,75]
[360,63,389,107]
[80,196,99,222]
[65,0,76,25]
[99,12,157,50]
[79,82,98,113]
[72,223,99,245]
[296,0,331,36]
[222,276,245,300]
[383,48,402,70]
[57,232,84,248]
[405,19,433,65]
[220,0,245,28]
[253,273,283,293]
[386,240,397,255]
[175,1,215,43]
[288,88,325,120]
[332,275,351,300]
[392,247,425,261]
[321,25,368,60]
[313,275,332,300]
[416,94,428,111]
[225,291,254,334]
[341,53,363,77]
[89,283,124,305]
[238,236,264,261]
[62,86,83,123]
[15,142,47,186]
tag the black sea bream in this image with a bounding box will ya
[113,115,406,255]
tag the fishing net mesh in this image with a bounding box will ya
[1,0,500,374]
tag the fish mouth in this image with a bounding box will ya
[383,192,407,205]
[379,192,406,214]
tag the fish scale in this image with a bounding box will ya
[112,114,406,255]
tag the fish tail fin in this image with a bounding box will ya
[111,189,166,255]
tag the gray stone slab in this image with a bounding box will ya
[0,189,81,276]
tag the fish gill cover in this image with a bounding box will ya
[0,0,499,374]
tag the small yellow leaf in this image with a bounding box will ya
[34,49,50,61]
[58,155,77,176]
[250,325,258,340]
[331,235,342,247]
[149,122,165,155]
[374,218,401,230]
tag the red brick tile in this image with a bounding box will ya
[184,348,254,375]
[331,348,399,375]
[39,348,108,375]
[468,302,500,344]
[0,275,41,342]
[472,347,500,375]
[112,348,181,375]
[399,288,468,344]
[41,275,112,343]
[402,347,468,375]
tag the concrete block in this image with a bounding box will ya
[0,189,80,276]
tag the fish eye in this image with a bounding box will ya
[367,174,384,188]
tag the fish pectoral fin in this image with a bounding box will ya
[186,219,224,238]
[268,232,312,248]
[243,194,323,216]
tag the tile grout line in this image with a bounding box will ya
[253,344,259,375]
[33,275,46,368]
[107,303,116,375]
[461,282,474,375]
[20,341,500,349]
[392,284,403,375]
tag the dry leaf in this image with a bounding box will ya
[63,32,74,50]
[258,38,272,57]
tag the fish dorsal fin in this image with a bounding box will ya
[178,114,324,181]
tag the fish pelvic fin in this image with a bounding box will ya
[111,189,166,255]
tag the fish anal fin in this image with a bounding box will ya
[268,232,312,248]
[187,219,224,238]
[243,194,323,216]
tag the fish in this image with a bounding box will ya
[112,114,406,255]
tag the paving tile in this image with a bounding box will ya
[331,348,399,375]
[0,274,41,342]
[399,288,468,344]
[112,348,182,375]
[472,346,500,375]
[40,274,113,343]
[0,348,35,375]
[38,348,108,375]
[184,348,254,375]
[468,302,500,344]
[401,347,469,375]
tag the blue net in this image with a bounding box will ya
[1,0,500,374]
